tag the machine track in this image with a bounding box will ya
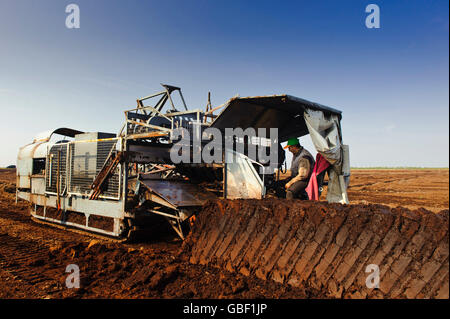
[30,216,130,243]
[29,213,175,243]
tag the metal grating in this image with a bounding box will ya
[69,140,120,198]
[96,140,120,198]
[45,144,68,193]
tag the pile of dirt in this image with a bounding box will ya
[185,199,449,299]
[42,240,322,299]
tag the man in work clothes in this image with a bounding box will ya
[284,137,315,199]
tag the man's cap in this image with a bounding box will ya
[284,137,300,149]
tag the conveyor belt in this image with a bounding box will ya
[140,179,217,208]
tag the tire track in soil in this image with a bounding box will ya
[0,209,33,223]
[0,206,106,246]
[0,233,63,293]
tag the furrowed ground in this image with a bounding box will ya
[0,168,448,298]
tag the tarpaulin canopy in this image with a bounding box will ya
[210,94,350,204]
[304,109,350,204]
[210,95,342,142]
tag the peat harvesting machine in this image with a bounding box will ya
[16,84,349,240]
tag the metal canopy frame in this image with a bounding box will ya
[123,84,204,141]
[210,94,342,142]
[136,83,188,114]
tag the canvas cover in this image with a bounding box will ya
[209,94,349,203]
[304,109,350,204]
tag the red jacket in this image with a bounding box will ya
[306,153,330,200]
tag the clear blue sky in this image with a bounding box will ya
[0,0,448,167]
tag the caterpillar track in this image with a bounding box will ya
[184,199,449,299]
[30,216,130,243]
[29,208,176,243]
